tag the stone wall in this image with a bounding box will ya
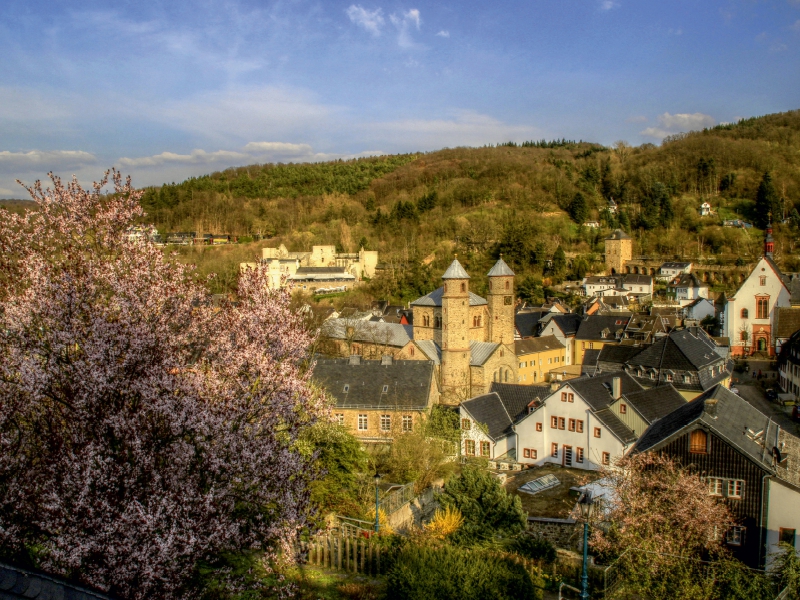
[527,516,582,551]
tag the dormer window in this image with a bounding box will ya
[382,385,389,393]
[343,384,350,393]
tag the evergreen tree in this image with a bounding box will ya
[437,466,526,544]
[417,189,438,213]
[755,171,780,228]
[552,245,567,273]
[568,191,589,224]
[358,236,370,250]
[618,210,631,231]
[601,159,615,200]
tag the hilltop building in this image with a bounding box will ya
[604,229,632,274]
[240,243,378,291]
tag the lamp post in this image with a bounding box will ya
[373,472,381,534]
[578,490,595,600]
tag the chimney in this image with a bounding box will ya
[612,377,622,400]
[705,397,718,418]
[349,355,361,365]
[381,355,393,365]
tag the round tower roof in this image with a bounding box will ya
[487,257,515,277]
[442,258,470,279]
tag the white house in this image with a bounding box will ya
[724,229,791,356]
[683,297,716,322]
[667,273,709,303]
[538,314,582,366]
[621,274,654,297]
[700,202,712,216]
[658,262,692,281]
[512,373,667,470]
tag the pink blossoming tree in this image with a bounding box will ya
[0,171,328,599]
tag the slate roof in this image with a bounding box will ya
[575,315,628,341]
[661,262,692,270]
[596,344,643,369]
[775,307,800,339]
[321,319,414,347]
[606,229,631,240]
[582,349,601,373]
[410,286,488,307]
[567,372,644,412]
[632,385,789,477]
[791,277,800,306]
[623,274,653,286]
[0,562,113,599]
[627,329,721,371]
[515,335,565,356]
[489,382,551,422]
[621,385,686,424]
[487,258,515,277]
[414,339,441,364]
[461,392,513,440]
[470,340,501,366]
[515,310,547,338]
[544,314,583,337]
[313,357,434,409]
[593,408,638,444]
[442,259,470,279]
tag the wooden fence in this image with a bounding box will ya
[302,534,385,575]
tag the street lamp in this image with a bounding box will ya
[578,490,595,600]
[373,472,381,534]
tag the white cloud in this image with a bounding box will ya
[241,142,314,156]
[0,150,97,173]
[346,5,385,36]
[118,149,250,168]
[390,9,423,48]
[640,112,716,139]
[600,1,620,11]
[436,30,450,38]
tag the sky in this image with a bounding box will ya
[1,0,799,198]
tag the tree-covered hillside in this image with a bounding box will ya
[142,109,800,300]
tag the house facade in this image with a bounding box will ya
[574,315,628,365]
[632,385,800,568]
[658,261,692,282]
[516,335,567,384]
[666,273,709,303]
[312,356,438,442]
[723,238,791,357]
[778,329,800,400]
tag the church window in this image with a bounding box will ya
[460,283,466,292]
[760,276,766,286]
[409,346,415,357]
[741,308,748,319]
[505,280,510,290]
[756,297,769,319]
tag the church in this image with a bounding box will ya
[409,257,518,403]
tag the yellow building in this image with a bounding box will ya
[515,335,567,384]
[573,315,626,365]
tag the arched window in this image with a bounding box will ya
[423,315,430,327]
[689,429,708,454]
[504,370,509,382]
[505,280,510,290]
[741,308,749,319]
[460,282,466,292]
[434,316,441,328]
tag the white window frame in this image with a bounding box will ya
[358,414,368,431]
[707,477,724,496]
[380,414,391,431]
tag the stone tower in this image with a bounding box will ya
[441,258,471,400]
[487,257,515,345]
[604,229,632,274]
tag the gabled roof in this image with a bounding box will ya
[567,372,644,412]
[490,382,550,422]
[410,286,488,307]
[632,385,799,485]
[627,328,721,371]
[461,392,513,441]
[575,315,628,341]
[593,408,638,444]
[582,348,602,373]
[543,313,583,337]
[597,344,644,368]
[621,385,686,424]
[442,259,470,280]
[775,307,800,339]
[515,310,547,337]
[313,357,435,410]
[668,273,707,289]
[321,319,414,347]
[487,258,515,277]
[515,335,565,356]
[661,262,692,269]
[414,339,441,364]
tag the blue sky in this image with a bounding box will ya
[1,0,799,197]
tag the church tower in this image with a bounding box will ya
[487,257,515,345]
[765,216,775,258]
[441,257,471,401]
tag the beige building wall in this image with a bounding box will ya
[441,277,472,401]
[517,347,567,384]
[488,275,515,345]
[605,237,632,274]
[333,408,425,441]
[478,346,518,393]
[608,397,650,438]
[574,339,617,365]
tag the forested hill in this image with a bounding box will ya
[141,109,800,300]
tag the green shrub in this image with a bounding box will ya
[385,544,541,600]
[511,535,557,564]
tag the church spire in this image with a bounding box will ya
[765,213,774,258]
